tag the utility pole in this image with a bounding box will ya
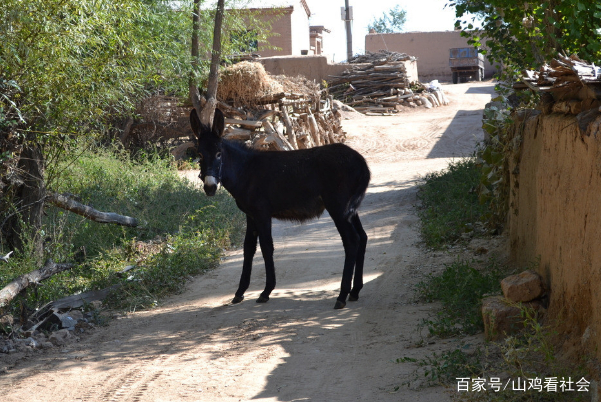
[344,0,353,61]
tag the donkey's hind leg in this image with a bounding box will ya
[233,215,258,304]
[331,213,360,309]
[256,216,276,303]
[348,214,368,302]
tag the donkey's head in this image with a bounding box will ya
[190,108,225,196]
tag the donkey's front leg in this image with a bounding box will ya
[256,217,275,303]
[232,215,258,304]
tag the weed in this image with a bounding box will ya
[0,145,245,316]
[417,157,489,249]
[452,308,591,402]
[396,344,484,387]
[415,259,505,337]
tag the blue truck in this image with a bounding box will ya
[449,47,485,84]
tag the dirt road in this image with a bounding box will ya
[0,81,495,401]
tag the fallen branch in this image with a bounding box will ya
[0,260,74,307]
[46,192,138,227]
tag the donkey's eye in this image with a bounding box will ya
[216,152,222,159]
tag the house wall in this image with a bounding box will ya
[256,8,293,57]
[258,55,418,84]
[508,110,601,362]
[290,2,310,54]
[365,31,497,81]
[253,1,310,58]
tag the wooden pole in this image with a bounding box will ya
[344,0,353,61]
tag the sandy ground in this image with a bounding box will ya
[0,81,496,402]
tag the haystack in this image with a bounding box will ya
[217,61,283,107]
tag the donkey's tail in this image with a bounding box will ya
[344,193,366,221]
[344,167,370,221]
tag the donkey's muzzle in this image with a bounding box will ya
[203,175,218,196]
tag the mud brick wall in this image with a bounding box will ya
[509,111,601,358]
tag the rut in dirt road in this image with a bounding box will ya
[0,82,495,402]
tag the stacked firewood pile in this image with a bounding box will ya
[213,61,344,151]
[327,50,449,115]
[518,54,601,114]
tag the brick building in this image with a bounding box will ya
[237,1,329,58]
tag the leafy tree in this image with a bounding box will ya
[451,0,601,79]
[0,0,274,255]
[367,5,407,33]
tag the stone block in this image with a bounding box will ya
[482,296,524,341]
[501,270,544,302]
[49,329,77,346]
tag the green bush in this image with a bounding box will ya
[417,157,489,249]
[0,146,245,312]
[415,259,504,337]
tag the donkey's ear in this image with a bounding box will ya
[190,108,201,137]
[212,108,225,137]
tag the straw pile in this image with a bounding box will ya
[217,61,283,107]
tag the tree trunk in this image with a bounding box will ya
[189,0,225,127]
[5,143,45,257]
[189,0,204,114]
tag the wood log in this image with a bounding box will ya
[262,121,294,151]
[306,111,322,146]
[0,260,74,307]
[420,97,433,109]
[171,141,196,160]
[47,285,121,311]
[253,134,278,150]
[426,93,439,107]
[296,132,312,149]
[274,121,296,150]
[128,122,192,141]
[317,114,336,144]
[217,101,247,119]
[365,112,395,116]
[224,127,252,141]
[279,103,298,149]
[257,109,279,121]
[46,192,138,227]
[224,118,262,128]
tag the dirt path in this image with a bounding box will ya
[0,81,495,401]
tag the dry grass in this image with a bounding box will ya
[272,74,320,99]
[217,61,283,106]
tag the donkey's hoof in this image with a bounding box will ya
[348,294,359,302]
[256,295,270,303]
[334,300,346,309]
[232,295,244,304]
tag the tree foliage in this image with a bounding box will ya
[367,5,407,33]
[0,0,272,136]
[451,0,601,78]
[0,0,275,252]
